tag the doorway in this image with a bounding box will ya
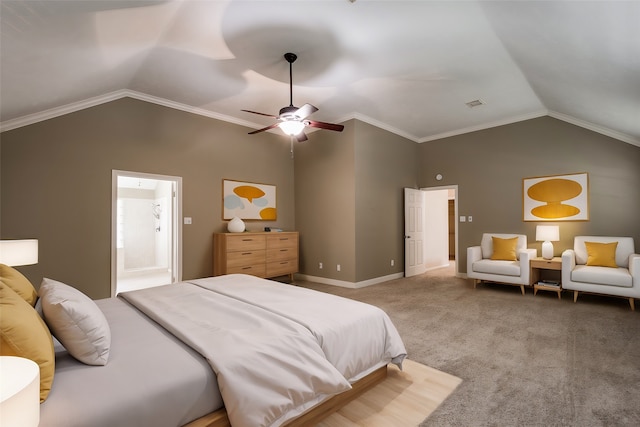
[404,186,458,277]
[111,170,182,296]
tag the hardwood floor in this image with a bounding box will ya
[317,359,462,426]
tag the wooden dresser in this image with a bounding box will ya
[213,232,299,280]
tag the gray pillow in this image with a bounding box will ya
[39,278,111,365]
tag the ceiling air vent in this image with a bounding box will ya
[465,99,485,108]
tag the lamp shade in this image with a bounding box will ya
[278,120,305,136]
[535,226,559,242]
[0,356,40,427]
[0,239,38,266]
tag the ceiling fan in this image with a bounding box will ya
[242,52,344,142]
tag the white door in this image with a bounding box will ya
[404,188,426,277]
[111,171,182,296]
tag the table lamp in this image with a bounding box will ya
[0,356,40,427]
[0,239,38,266]
[536,225,559,260]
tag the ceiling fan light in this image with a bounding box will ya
[278,120,305,136]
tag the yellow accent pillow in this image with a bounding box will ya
[0,263,38,306]
[585,241,618,268]
[491,237,518,261]
[0,282,55,402]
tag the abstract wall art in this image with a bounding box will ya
[523,172,589,221]
[222,179,277,220]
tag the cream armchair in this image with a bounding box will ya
[562,236,640,310]
[467,233,537,295]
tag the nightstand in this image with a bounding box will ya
[531,257,562,299]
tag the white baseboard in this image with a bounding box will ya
[295,272,404,289]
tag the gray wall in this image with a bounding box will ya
[418,116,640,273]
[354,121,418,281]
[2,101,639,295]
[1,98,295,298]
[294,120,418,283]
[294,121,357,281]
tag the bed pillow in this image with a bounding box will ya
[585,241,618,268]
[0,263,38,306]
[39,278,111,366]
[490,236,518,261]
[0,281,55,402]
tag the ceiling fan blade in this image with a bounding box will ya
[295,132,308,142]
[242,109,277,118]
[306,120,344,132]
[248,123,279,134]
[294,103,318,120]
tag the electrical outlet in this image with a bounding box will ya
[391,259,395,266]
[183,217,192,224]
[319,262,323,269]
[337,264,341,272]
[468,215,473,222]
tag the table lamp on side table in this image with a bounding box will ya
[536,225,559,260]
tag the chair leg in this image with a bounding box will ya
[473,279,478,289]
[573,290,579,303]
[629,298,635,311]
[520,285,525,295]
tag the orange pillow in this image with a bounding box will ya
[585,241,618,268]
[0,263,38,306]
[0,282,55,401]
[491,237,518,261]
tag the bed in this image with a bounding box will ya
[1,268,406,427]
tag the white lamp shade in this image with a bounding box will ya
[278,120,305,136]
[0,356,40,427]
[535,225,559,242]
[0,239,38,266]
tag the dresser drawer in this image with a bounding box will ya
[266,234,298,250]
[226,235,266,251]
[227,263,266,277]
[267,247,296,262]
[226,250,266,268]
[267,259,298,278]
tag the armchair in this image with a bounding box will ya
[467,233,537,295]
[562,236,640,310]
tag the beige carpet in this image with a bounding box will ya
[318,360,462,426]
[299,263,640,426]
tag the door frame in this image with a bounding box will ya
[111,170,183,297]
[420,185,459,276]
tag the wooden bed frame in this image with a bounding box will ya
[184,365,388,427]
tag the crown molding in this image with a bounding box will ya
[417,110,549,143]
[0,89,261,133]
[547,110,640,147]
[2,91,638,148]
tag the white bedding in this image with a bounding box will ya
[39,298,220,427]
[120,282,352,427]
[189,274,407,381]
[120,274,407,427]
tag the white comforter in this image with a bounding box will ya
[189,274,407,381]
[121,275,407,427]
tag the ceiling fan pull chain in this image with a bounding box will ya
[290,136,294,158]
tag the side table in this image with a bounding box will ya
[531,257,562,299]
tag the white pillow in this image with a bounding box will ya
[39,278,111,365]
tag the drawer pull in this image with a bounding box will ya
[242,267,252,270]
[242,252,253,255]
[242,239,254,242]
[280,249,288,252]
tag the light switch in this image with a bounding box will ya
[468,216,473,222]
[459,216,466,222]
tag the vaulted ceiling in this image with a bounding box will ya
[1,1,639,146]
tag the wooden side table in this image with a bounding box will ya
[531,257,562,299]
